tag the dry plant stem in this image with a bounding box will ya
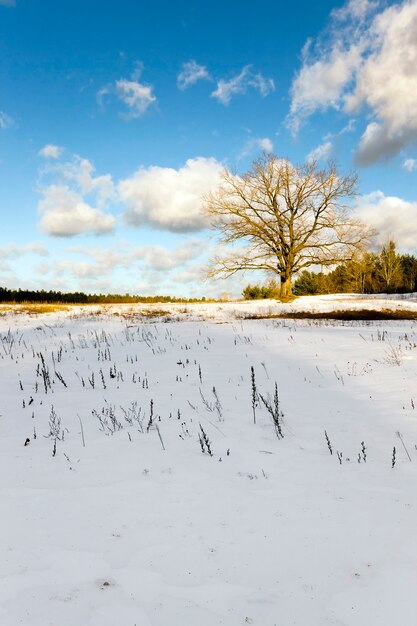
[396,431,412,462]
[251,366,257,424]
[154,423,165,451]
[77,414,85,447]
[259,382,283,438]
[325,430,333,455]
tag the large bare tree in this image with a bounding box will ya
[205,154,370,297]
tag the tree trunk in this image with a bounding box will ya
[280,275,292,298]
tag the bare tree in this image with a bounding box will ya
[205,154,370,297]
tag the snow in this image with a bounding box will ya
[1,295,416,625]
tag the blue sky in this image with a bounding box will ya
[1,0,417,297]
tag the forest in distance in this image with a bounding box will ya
[244,241,417,299]
[0,287,209,305]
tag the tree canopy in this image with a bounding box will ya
[205,154,370,297]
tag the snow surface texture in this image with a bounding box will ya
[1,297,416,625]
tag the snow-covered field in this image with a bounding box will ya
[1,297,416,625]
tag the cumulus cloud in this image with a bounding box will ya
[133,239,207,270]
[93,240,204,267]
[307,140,333,162]
[0,242,49,260]
[38,185,116,237]
[402,158,417,172]
[211,66,275,105]
[119,157,224,232]
[98,63,157,119]
[169,265,205,285]
[288,45,363,135]
[288,0,417,164]
[39,144,63,159]
[57,239,206,283]
[37,155,116,237]
[54,258,109,280]
[0,243,48,273]
[56,156,115,206]
[354,190,417,249]
[177,60,210,90]
[0,111,14,129]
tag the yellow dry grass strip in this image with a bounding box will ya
[0,303,72,315]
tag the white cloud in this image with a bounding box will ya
[324,118,356,141]
[0,111,14,129]
[55,258,109,279]
[0,243,49,260]
[249,73,275,97]
[37,154,116,237]
[34,261,50,276]
[177,60,210,90]
[258,137,273,152]
[0,0,16,6]
[119,157,224,232]
[288,0,417,164]
[331,0,379,21]
[0,243,48,274]
[132,240,206,270]
[38,144,63,159]
[339,119,356,135]
[306,140,333,162]
[38,185,116,237]
[98,64,157,119]
[287,44,363,135]
[169,266,204,285]
[350,1,417,165]
[211,66,275,105]
[56,156,115,206]
[115,79,156,119]
[239,136,274,159]
[56,239,206,282]
[97,85,111,108]
[354,190,417,250]
[402,158,417,172]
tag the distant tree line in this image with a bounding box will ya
[243,242,417,298]
[0,287,207,304]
